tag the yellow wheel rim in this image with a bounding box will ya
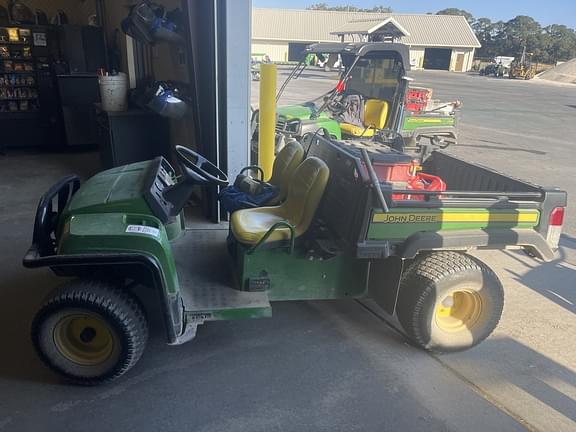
[435,290,483,332]
[54,314,116,365]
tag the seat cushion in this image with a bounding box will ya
[364,99,388,130]
[230,157,330,246]
[231,207,293,245]
[340,122,375,137]
[268,140,305,202]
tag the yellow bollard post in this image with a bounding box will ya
[258,63,277,181]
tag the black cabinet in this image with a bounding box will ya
[94,104,171,169]
[57,74,100,146]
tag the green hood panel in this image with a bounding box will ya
[278,104,330,120]
[67,160,152,215]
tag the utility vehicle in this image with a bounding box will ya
[24,135,566,385]
[250,53,270,81]
[509,50,537,80]
[480,62,507,78]
[251,43,459,154]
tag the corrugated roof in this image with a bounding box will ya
[332,18,410,37]
[252,8,481,48]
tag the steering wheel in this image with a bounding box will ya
[325,90,364,115]
[175,145,228,186]
[324,92,348,114]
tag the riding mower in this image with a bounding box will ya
[23,133,566,385]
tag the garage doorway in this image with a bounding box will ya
[288,42,309,61]
[423,48,452,70]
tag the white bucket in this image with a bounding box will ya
[99,73,128,112]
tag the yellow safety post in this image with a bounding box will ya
[258,63,277,181]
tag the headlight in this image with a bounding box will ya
[285,119,301,135]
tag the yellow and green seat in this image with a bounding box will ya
[340,99,388,138]
[239,140,305,205]
[231,157,330,246]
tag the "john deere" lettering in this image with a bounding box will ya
[374,213,439,224]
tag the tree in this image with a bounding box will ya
[473,15,576,63]
[500,16,542,60]
[542,25,576,62]
[307,4,392,13]
[472,17,493,53]
[435,8,474,24]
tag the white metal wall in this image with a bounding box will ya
[449,48,475,72]
[408,47,426,69]
[252,40,289,62]
[253,40,475,71]
[409,46,475,71]
[226,0,251,178]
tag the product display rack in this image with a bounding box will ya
[1,26,39,117]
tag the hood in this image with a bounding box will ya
[277,104,330,121]
[67,160,152,215]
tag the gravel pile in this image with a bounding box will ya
[536,58,576,84]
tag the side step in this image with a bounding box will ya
[171,229,272,345]
[171,290,272,346]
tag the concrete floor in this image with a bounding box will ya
[0,70,574,431]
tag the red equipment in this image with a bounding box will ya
[367,159,446,201]
[340,140,446,201]
[404,172,447,200]
[405,87,432,113]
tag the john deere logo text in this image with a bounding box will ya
[373,213,439,223]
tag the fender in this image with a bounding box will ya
[399,228,556,262]
[23,249,183,345]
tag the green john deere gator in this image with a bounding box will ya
[24,134,566,385]
[251,42,459,155]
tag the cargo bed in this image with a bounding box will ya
[307,136,567,262]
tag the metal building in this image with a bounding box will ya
[252,8,481,72]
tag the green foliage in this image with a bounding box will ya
[435,8,576,63]
[307,3,392,13]
[436,8,474,24]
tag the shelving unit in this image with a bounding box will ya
[0,26,39,116]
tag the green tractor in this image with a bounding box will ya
[251,42,459,156]
[24,134,566,385]
[480,62,507,78]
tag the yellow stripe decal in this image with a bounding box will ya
[372,212,539,224]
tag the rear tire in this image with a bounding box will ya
[397,252,504,353]
[32,279,148,385]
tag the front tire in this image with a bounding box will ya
[397,252,504,353]
[32,280,148,385]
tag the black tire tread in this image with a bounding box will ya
[397,251,503,353]
[31,279,148,385]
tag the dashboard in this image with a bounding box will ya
[143,157,177,224]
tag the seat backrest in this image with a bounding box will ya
[280,157,330,236]
[363,99,388,129]
[268,140,305,201]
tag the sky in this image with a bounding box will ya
[252,0,576,28]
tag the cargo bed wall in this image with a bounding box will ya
[424,152,541,194]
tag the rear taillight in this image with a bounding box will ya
[550,207,565,226]
[546,207,565,248]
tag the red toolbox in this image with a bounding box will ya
[330,140,446,201]
[405,87,432,113]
